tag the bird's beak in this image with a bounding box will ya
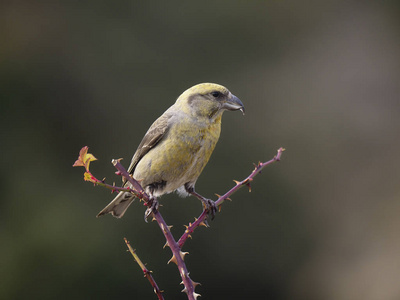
[222,94,245,115]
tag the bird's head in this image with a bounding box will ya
[176,83,245,119]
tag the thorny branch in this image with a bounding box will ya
[178,147,285,248]
[74,147,284,299]
[112,160,199,300]
[124,238,164,300]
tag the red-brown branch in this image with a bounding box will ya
[178,147,285,248]
[124,238,164,300]
[112,160,198,300]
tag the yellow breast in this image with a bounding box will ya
[133,114,222,196]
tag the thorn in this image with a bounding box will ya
[115,171,122,176]
[233,180,240,185]
[200,219,209,228]
[191,280,201,287]
[180,251,189,261]
[168,254,178,265]
[181,287,188,294]
[193,292,201,299]
[188,234,192,239]
[163,241,169,249]
[151,216,156,222]
[215,193,221,198]
[226,197,232,201]
[242,178,253,185]
[167,225,173,231]
[184,224,189,230]
[218,205,222,212]
[102,177,106,183]
[246,183,252,192]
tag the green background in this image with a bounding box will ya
[2,1,400,299]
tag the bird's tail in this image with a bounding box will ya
[96,191,135,218]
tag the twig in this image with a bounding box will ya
[112,159,149,201]
[112,160,199,300]
[178,147,285,248]
[152,212,199,300]
[124,238,164,300]
[90,178,133,194]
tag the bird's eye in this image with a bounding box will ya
[211,91,221,98]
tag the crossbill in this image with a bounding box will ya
[97,83,244,219]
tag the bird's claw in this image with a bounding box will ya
[144,198,159,222]
[188,189,218,220]
[203,199,217,220]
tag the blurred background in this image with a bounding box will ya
[1,0,400,299]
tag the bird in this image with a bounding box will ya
[97,83,245,219]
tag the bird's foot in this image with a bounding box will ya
[144,197,159,222]
[201,198,217,220]
[188,188,218,220]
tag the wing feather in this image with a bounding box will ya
[124,111,171,184]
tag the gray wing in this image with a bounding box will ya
[124,111,171,184]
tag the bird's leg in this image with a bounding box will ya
[144,196,159,222]
[187,188,217,220]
